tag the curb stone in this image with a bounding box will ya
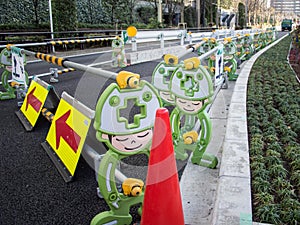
[211,34,289,225]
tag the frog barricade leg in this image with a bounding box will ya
[0,69,29,100]
[111,51,119,68]
[171,109,218,168]
[175,139,218,169]
[112,51,126,68]
[227,59,238,81]
[244,44,254,60]
[190,112,218,169]
[91,211,132,225]
[117,51,127,68]
[0,70,16,100]
[191,142,218,169]
[171,108,194,160]
[91,151,144,225]
[174,139,191,160]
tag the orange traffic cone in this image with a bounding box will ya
[141,108,185,225]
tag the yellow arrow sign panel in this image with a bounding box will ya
[20,78,50,127]
[45,92,94,177]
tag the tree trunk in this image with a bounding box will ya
[33,0,39,25]
[200,0,206,27]
[180,1,184,23]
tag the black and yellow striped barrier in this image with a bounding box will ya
[41,107,55,122]
[57,68,76,75]
[12,46,117,80]
[35,52,67,67]
[48,37,114,46]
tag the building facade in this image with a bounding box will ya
[270,0,300,15]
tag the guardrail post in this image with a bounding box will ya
[217,30,220,39]
[188,32,192,45]
[132,37,137,51]
[231,30,235,37]
[47,43,52,54]
[180,31,185,46]
[160,33,164,49]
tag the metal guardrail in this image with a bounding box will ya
[0,28,262,53]
[1,28,270,89]
[0,29,120,41]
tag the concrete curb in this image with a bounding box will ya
[211,34,289,225]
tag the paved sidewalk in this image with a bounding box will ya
[181,34,288,225]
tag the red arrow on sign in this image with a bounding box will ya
[55,110,81,153]
[25,86,42,112]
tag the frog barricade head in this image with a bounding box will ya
[169,57,213,114]
[183,57,200,70]
[259,32,266,40]
[223,38,237,55]
[235,36,244,48]
[152,54,179,104]
[112,36,124,50]
[116,71,140,89]
[0,47,12,66]
[209,38,218,47]
[244,33,252,44]
[198,38,218,54]
[163,54,178,66]
[94,75,162,154]
[266,30,273,39]
[198,41,211,54]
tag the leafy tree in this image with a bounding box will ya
[76,0,106,24]
[101,0,139,26]
[164,0,180,26]
[220,0,232,9]
[184,6,196,27]
[0,0,48,27]
[205,1,217,26]
[200,0,206,27]
[140,0,159,21]
[238,2,245,28]
[136,6,156,24]
[32,0,42,25]
[52,0,78,32]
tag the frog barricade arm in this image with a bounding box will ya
[169,107,181,141]
[98,151,121,208]
[197,110,212,147]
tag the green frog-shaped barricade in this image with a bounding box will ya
[197,37,219,78]
[111,36,127,68]
[169,57,218,169]
[242,33,254,60]
[235,34,246,62]
[253,32,264,52]
[197,37,217,56]
[223,37,238,81]
[235,33,254,61]
[266,28,277,44]
[259,31,268,48]
[0,45,29,100]
[91,71,162,225]
[152,54,180,107]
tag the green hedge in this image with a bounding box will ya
[247,35,300,224]
[0,23,50,32]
